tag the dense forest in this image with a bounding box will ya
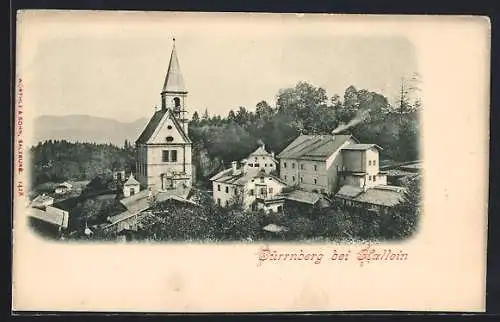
[29,141,136,187]
[30,79,421,188]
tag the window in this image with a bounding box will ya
[173,97,181,108]
[260,177,264,183]
[217,198,221,206]
[300,164,304,170]
[250,189,254,196]
[234,187,237,195]
[292,176,296,182]
[300,177,303,183]
[269,188,273,194]
[373,176,376,182]
[368,176,372,181]
[255,163,260,167]
[171,150,177,162]
[225,200,229,207]
[368,160,371,166]
[166,136,174,142]
[225,186,229,193]
[292,163,296,169]
[314,178,317,185]
[162,150,169,162]
[374,160,377,166]
[255,157,258,162]
[217,184,221,191]
[167,125,173,130]
[284,162,287,168]
[314,165,317,171]
[260,188,266,195]
[284,175,287,180]
[249,164,254,167]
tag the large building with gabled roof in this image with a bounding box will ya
[277,133,387,195]
[135,39,193,191]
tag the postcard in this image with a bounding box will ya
[12,10,490,312]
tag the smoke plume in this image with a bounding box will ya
[331,109,370,135]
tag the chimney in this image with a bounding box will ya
[231,161,238,174]
[271,151,275,158]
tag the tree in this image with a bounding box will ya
[191,111,200,123]
[380,177,421,240]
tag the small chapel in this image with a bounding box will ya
[135,39,194,191]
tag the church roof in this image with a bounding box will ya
[136,108,191,144]
[162,40,187,94]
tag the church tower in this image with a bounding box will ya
[161,38,189,133]
[135,39,193,191]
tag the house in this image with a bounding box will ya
[338,144,387,189]
[123,173,140,198]
[241,143,278,174]
[28,205,69,231]
[282,189,332,209]
[135,38,193,192]
[102,187,196,234]
[278,134,358,194]
[334,184,406,214]
[278,134,388,195]
[113,169,126,182]
[54,182,73,194]
[210,161,287,213]
[30,193,54,209]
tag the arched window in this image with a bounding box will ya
[173,97,181,108]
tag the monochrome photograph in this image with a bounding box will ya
[23,15,422,243]
[13,11,489,312]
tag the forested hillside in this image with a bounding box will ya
[189,80,421,181]
[30,140,135,186]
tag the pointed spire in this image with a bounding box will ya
[162,38,187,94]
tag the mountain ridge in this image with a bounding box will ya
[32,114,150,147]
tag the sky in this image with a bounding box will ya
[19,11,418,123]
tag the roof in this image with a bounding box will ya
[278,134,357,161]
[124,174,140,186]
[162,41,187,93]
[32,194,54,203]
[342,143,383,151]
[210,168,286,186]
[263,224,288,233]
[283,190,323,205]
[136,108,190,144]
[354,187,406,207]
[56,182,73,188]
[335,185,407,207]
[336,185,364,198]
[107,187,195,226]
[28,207,67,228]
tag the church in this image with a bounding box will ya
[135,39,194,191]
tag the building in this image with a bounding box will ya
[278,134,357,194]
[334,185,407,214]
[135,39,193,191]
[278,134,388,195]
[338,144,387,189]
[210,161,287,213]
[241,143,278,174]
[30,193,54,209]
[54,182,73,194]
[123,173,141,198]
[101,187,196,234]
[28,205,69,231]
[113,170,126,182]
